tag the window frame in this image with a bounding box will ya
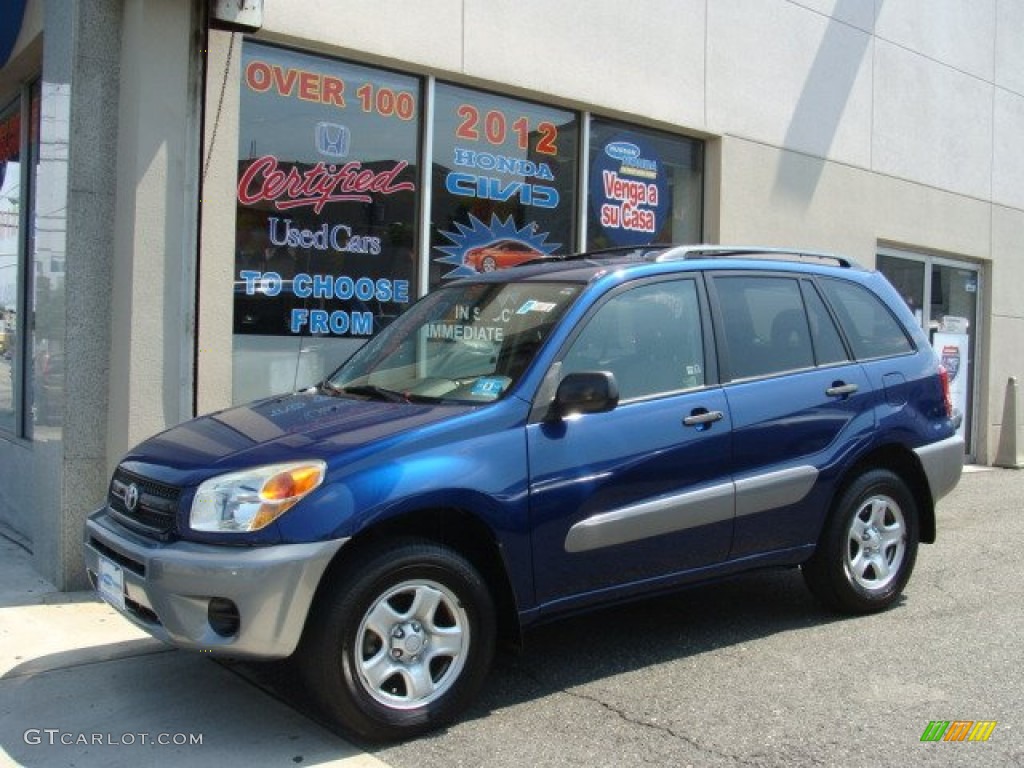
[0,80,37,439]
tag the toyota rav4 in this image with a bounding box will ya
[84,245,964,741]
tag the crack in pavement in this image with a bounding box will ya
[497,660,757,766]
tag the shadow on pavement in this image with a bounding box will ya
[228,566,853,746]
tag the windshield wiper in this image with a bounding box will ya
[318,381,345,396]
[337,384,407,402]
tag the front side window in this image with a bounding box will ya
[330,281,582,403]
[561,280,706,400]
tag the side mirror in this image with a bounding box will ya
[549,371,619,419]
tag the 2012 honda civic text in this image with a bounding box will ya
[84,245,964,742]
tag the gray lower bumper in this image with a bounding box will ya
[83,509,347,659]
[914,434,965,504]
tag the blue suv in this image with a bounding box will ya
[84,245,963,741]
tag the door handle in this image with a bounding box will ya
[683,409,724,428]
[826,382,858,398]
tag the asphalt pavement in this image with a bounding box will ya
[373,465,1024,768]
[1,466,1022,767]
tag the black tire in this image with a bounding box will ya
[298,539,496,742]
[802,469,919,614]
[481,256,497,272]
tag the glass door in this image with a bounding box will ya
[877,249,979,457]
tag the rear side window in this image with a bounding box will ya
[713,276,813,379]
[818,278,914,360]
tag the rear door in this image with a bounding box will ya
[708,272,874,558]
[527,277,735,610]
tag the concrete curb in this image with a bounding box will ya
[0,536,391,768]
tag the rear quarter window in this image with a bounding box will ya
[819,277,914,359]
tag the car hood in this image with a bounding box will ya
[121,389,472,486]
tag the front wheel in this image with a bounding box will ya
[298,540,496,742]
[803,469,919,614]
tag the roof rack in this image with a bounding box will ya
[541,245,665,262]
[522,244,860,270]
[653,244,858,268]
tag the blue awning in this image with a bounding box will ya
[1,0,30,69]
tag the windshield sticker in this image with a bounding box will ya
[516,300,557,315]
[470,378,507,398]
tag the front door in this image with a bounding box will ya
[527,278,734,610]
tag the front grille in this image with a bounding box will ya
[109,468,181,538]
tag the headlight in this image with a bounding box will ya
[190,460,326,533]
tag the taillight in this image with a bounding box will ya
[938,365,954,418]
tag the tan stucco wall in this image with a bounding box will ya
[196,30,241,414]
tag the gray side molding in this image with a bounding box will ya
[565,481,734,553]
[564,465,821,554]
[735,465,818,518]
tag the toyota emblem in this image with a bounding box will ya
[124,483,140,512]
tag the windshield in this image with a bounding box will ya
[327,281,583,403]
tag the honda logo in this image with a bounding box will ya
[315,122,350,158]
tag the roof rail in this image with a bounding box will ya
[653,244,858,269]
[541,245,665,262]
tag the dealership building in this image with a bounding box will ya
[1,0,1022,588]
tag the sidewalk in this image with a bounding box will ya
[0,536,390,768]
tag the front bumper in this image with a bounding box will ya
[83,508,347,658]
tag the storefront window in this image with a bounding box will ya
[586,119,702,249]
[227,46,705,404]
[0,84,39,436]
[430,84,578,288]
[234,42,421,401]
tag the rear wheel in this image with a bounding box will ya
[803,469,919,613]
[299,540,496,742]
